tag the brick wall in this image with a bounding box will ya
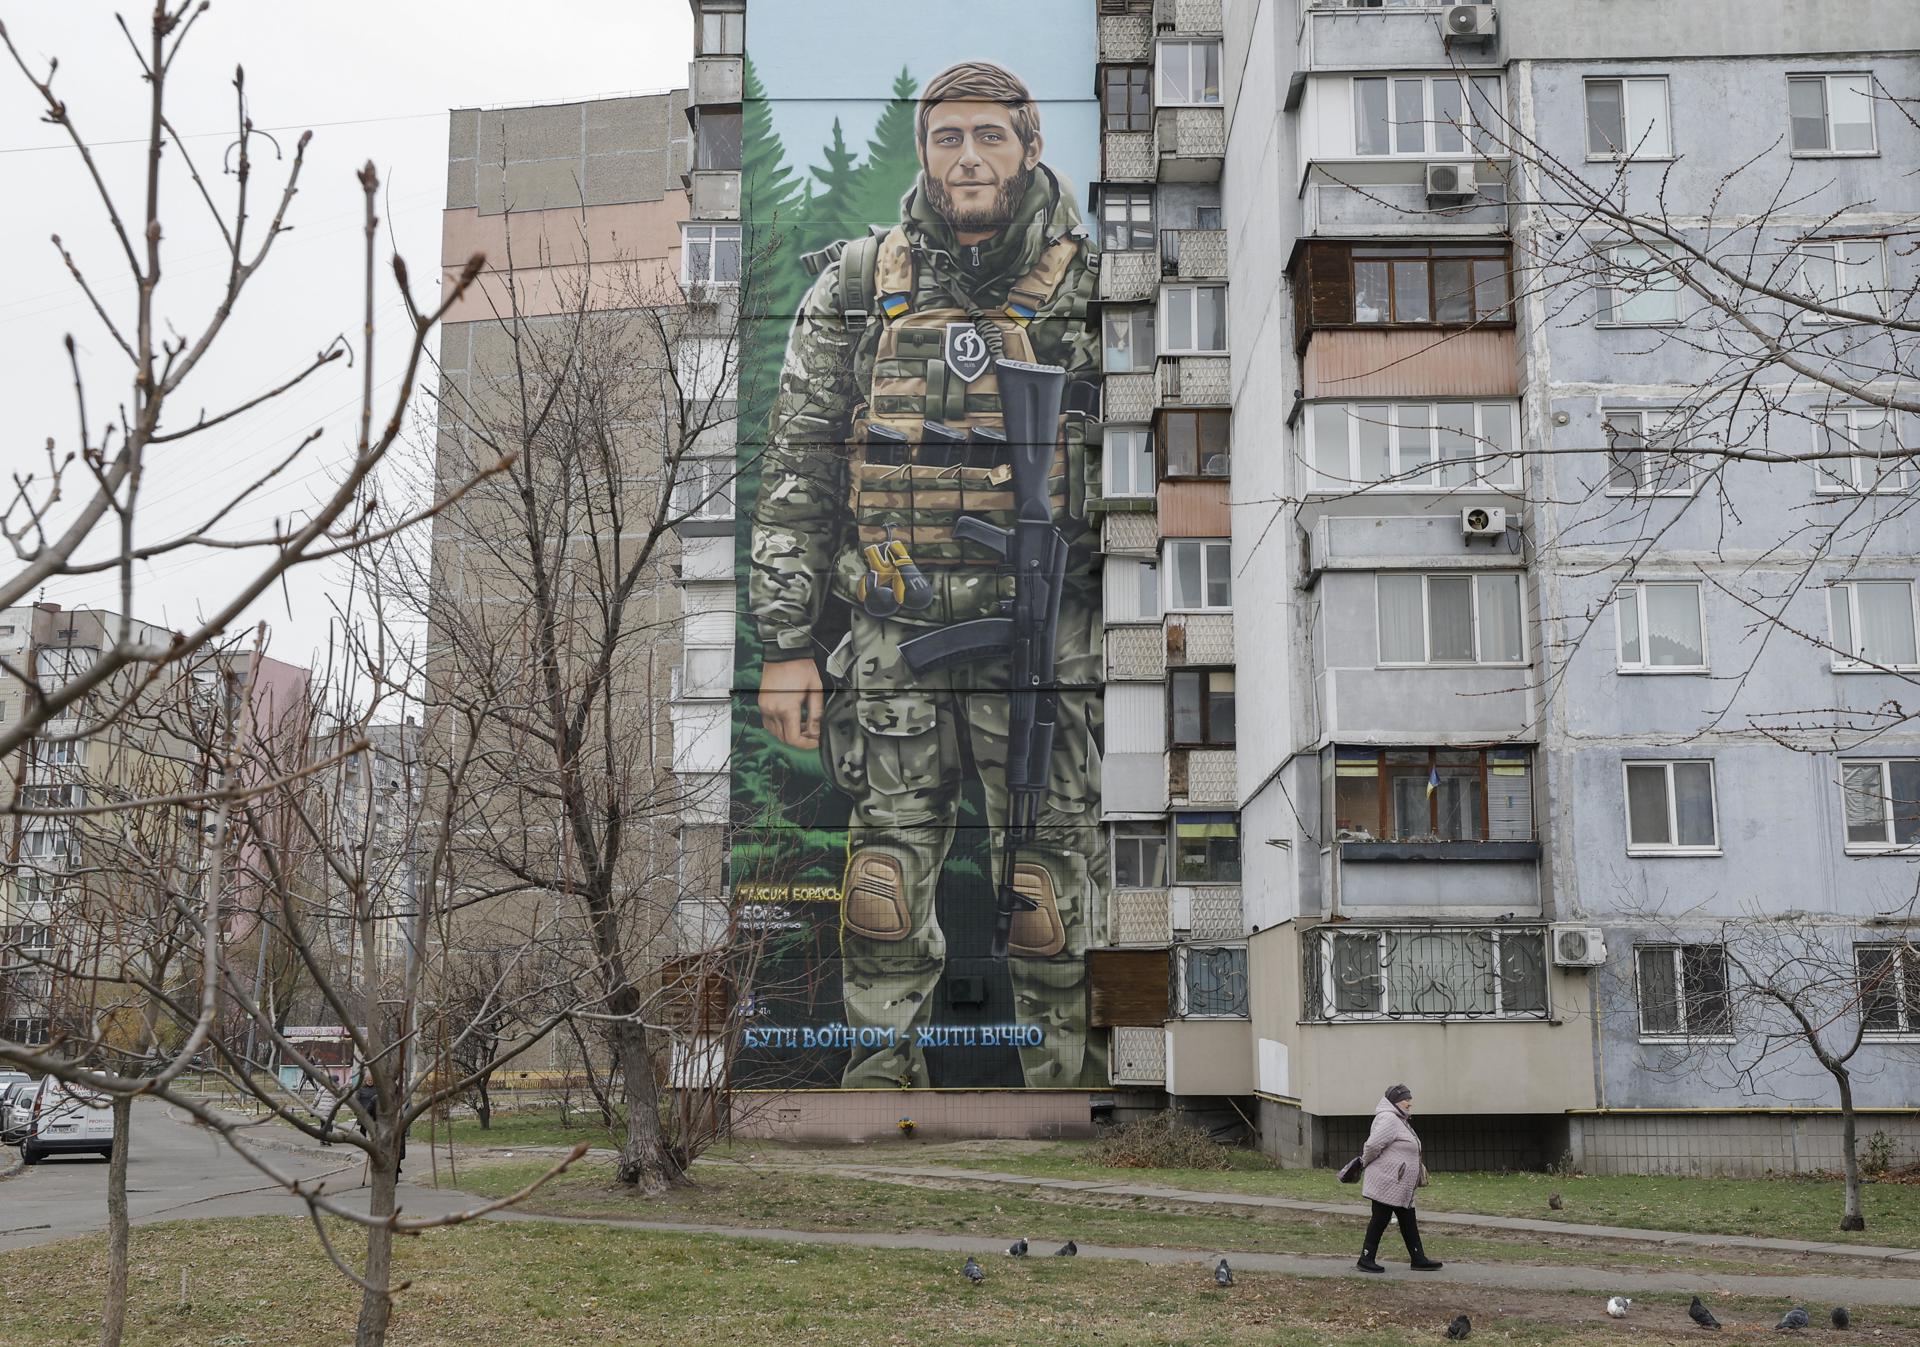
[730,1090,1096,1143]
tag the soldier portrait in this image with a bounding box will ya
[739,51,1107,1091]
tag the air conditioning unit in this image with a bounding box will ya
[1426,161,1479,199]
[1461,505,1507,539]
[1551,925,1608,969]
[1445,3,1497,39]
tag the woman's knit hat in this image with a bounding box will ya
[1385,1083,1413,1105]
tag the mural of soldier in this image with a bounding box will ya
[748,60,1107,1089]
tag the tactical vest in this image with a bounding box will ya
[842,227,1082,576]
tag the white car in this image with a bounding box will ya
[14,1077,115,1165]
[0,1074,32,1144]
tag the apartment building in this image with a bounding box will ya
[1227,0,1920,1174]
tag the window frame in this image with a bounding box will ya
[1622,759,1722,856]
[1374,572,1528,667]
[1105,556,1163,625]
[1349,73,1505,159]
[1787,72,1878,157]
[1169,668,1237,747]
[681,224,742,287]
[1827,580,1920,671]
[1164,539,1233,612]
[1302,925,1551,1023]
[1634,943,1735,1043]
[1100,187,1155,251]
[679,646,732,702]
[1332,746,1534,844]
[1599,243,1681,326]
[1156,40,1223,108]
[1307,400,1522,494]
[1175,944,1250,1019]
[1104,426,1156,499]
[1172,811,1241,884]
[1854,943,1920,1038]
[671,456,736,522]
[1603,408,1696,497]
[1159,283,1228,355]
[1839,760,1920,854]
[1613,581,1709,674]
[1812,408,1909,495]
[1103,65,1153,132]
[692,108,742,172]
[1102,306,1156,373]
[1790,238,1890,326]
[696,7,744,55]
[1582,75,1674,160]
[1159,409,1232,480]
[1112,821,1170,889]
[1348,243,1512,327]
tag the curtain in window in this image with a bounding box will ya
[1857,582,1916,665]
[1842,762,1886,844]
[1427,576,1474,661]
[1645,584,1704,666]
[1378,575,1426,662]
[1354,78,1390,155]
[1673,762,1717,847]
[1477,574,1523,662]
[1636,947,1680,1034]
[1331,932,1383,1014]
[1788,76,1828,151]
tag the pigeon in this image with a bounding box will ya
[1776,1307,1810,1332]
[1445,1314,1472,1340]
[1689,1296,1722,1330]
[1831,1307,1851,1330]
[1054,1240,1077,1257]
[963,1256,985,1286]
[1607,1297,1633,1319]
[1007,1237,1028,1258]
[1214,1257,1233,1287]
[1548,1192,1564,1211]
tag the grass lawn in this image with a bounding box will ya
[700,1138,1920,1250]
[450,1157,1851,1278]
[5,1217,1917,1347]
[415,1108,618,1151]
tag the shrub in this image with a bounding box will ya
[1089,1114,1234,1171]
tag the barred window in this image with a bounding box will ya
[1303,926,1548,1021]
[1177,945,1248,1018]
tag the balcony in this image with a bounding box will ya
[1103,370,1156,423]
[1099,250,1159,303]
[1160,228,1227,280]
[1099,11,1152,61]
[1301,2,1496,72]
[688,169,739,221]
[689,54,743,107]
[1110,1026,1167,1085]
[1157,0,1224,36]
[1166,612,1234,665]
[1170,747,1238,806]
[1101,510,1161,555]
[1154,106,1225,181]
[1104,131,1155,183]
[1107,626,1167,681]
[1112,888,1174,945]
[1158,355,1230,406]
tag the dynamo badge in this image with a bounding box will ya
[942,322,993,385]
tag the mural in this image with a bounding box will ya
[732,0,1104,1090]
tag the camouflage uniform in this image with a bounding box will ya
[751,168,1108,1089]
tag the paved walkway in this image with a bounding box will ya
[756,1161,1920,1267]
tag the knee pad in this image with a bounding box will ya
[1007,862,1067,958]
[843,848,911,942]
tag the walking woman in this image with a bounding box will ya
[1357,1083,1442,1272]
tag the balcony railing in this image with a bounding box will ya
[1160,228,1228,279]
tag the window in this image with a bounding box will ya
[1788,73,1876,155]
[1161,410,1230,478]
[2,1018,50,1047]
[682,225,741,286]
[697,8,743,54]
[1635,944,1733,1039]
[1309,401,1520,492]
[1104,66,1152,131]
[1158,41,1221,107]
[1173,813,1240,883]
[1171,670,1235,746]
[1828,581,1918,669]
[1334,747,1533,844]
[1584,77,1672,158]
[1103,308,1155,373]
[1352,74,1503,157]
[672,457,735,521]
[1602,244,1680,324]
[1165,540,1232,610]
[1177,946,1249,1017]
[1105,557,1162,624]
[1856,944,1920,1036]
[1376,574,1524,666]
[1351,245,1510,326]
[1815,410,1908,493]
[1615,582,1707,672]
[1195,206,1222,231]
[1604,409,1694,496]
[1101,188,1154,251]
[680,647,731,700]
[1841,760,1920,851]
[1160,285,1226,354]
[693,110,741,172]
[1790,240,1888,323]
[1303,926,1548,1021]
[1623,761,1719,853]
[1113,822,1169,888]
[1105,428,1156,498]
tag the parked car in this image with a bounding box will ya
[12,1077,115,1164]
[0,1075,33,1144]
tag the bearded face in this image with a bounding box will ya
[918,99,1041,235]
[924,166,1033,232]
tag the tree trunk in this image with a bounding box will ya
[100,1096,132,1347]
[1836,1070,1867,1231]
[609,1016,680,1192]
[354,1139,401,1347]
[474,1074,492,1131]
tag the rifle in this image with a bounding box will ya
[898,359,1069,960]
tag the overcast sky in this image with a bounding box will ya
[0,1,691,672]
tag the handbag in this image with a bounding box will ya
[1337,1155,1364,1184]
[1418,1163,1430,1188]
